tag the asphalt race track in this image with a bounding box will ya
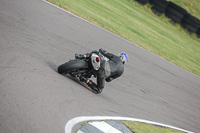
[0,0,200,132]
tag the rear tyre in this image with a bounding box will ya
[57,60,88,74]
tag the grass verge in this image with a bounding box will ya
[47,0,200,76]
[121,121,183,133]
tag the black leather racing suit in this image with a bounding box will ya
[89,49,124,93]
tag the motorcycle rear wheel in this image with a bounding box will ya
[57,60,88,74]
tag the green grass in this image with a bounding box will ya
[47,0,200,76]
[121,121,183,133]
[170,0,200,19]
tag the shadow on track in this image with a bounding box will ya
[46,61,95,93]
[46,61,58,72]
[63,75,96,94]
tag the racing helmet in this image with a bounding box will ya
[118,52,128,64]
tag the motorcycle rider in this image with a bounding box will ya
[75,48,128,94]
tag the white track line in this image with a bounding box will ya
[65,116,194,133]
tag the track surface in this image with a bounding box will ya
[0,0,200,132]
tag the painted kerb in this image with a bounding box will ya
[65,116,194,133]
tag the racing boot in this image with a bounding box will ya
[79,76,100,93]
[86,79,101,94]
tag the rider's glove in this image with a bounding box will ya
[99,48,107,55]
[92,50,99,55]
[75,53,90,59]
[99,48,104,53]
[75,54,85,59]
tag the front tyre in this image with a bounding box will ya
[57,60,88,74]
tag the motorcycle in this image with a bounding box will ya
[57,52,109,83]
